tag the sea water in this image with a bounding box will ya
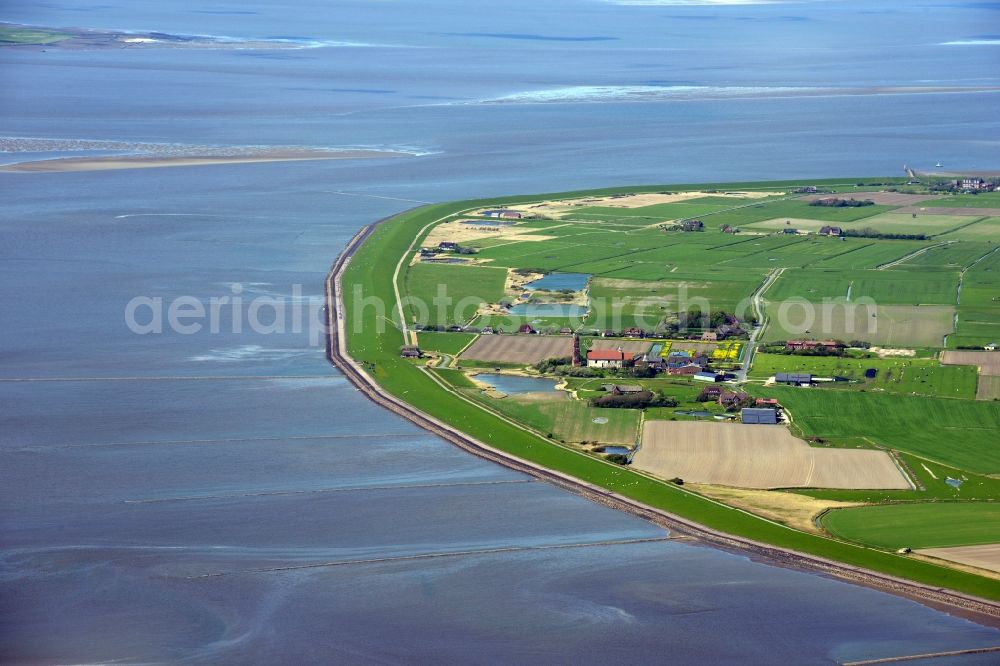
[2,0,1000,662]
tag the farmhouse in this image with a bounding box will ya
[775,372,813,385]
[587,348,635,369]
[819,226,843,237]
[681,219,704,232]
[438,241,459,251]
[701,331,718,341]
[698,385,723,401]
[719,390,750,411]
[635,351,667,372]
[518,324,536,334]
[742,407,779,425]
[961,178,987,191]
[602,384,644,395]
[622,327,646,338]
[399,346,422,358]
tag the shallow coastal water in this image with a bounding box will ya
[475,373,560,394]
[524,272,591,292]
[3,0,1000,662]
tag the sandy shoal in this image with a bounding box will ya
[0,149,411,173]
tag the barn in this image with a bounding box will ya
[741,408,779,425]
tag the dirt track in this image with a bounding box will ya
[325,213,1000,626]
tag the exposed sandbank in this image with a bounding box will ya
[0,149,412,173]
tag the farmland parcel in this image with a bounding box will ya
[336,179,1000,612]
[633,420,910,490]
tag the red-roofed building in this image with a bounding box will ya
[586,348,635,369]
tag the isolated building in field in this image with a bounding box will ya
[742,407,779,424]
[775,372,813,385]
[399,346,422,358]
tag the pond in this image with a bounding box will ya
[524,272,591,292]
[508,303,588,317]
[945,477,963,489]
[600,446,631,455]
[477,373,559,395]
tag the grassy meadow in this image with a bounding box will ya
[749,353,978,399]
[822,503,1000,550]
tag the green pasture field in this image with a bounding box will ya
[341,180,1000,600]
[701,199,895,227]
[810,241,926,270]
[921,192,1000,208]
[760,302,954,347]
[841,213,975,237]
[888,241,995,270]
[764,268,959,305]
[950,247,1000,346]
[415,331,478,355]
[404,263,507,326]
[821,503,1000,550]
[431,368,481,389]
[956,248,1000,309]
[756,386,1000,474]
[476,392,640,445]
[939,217,1000,240]
[748,353,977,399]
[584,275,759,329]
[951,314,1000,348]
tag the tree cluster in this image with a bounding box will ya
[809,197,875,208]
[590,391,678,409]
[843,228,928,241]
